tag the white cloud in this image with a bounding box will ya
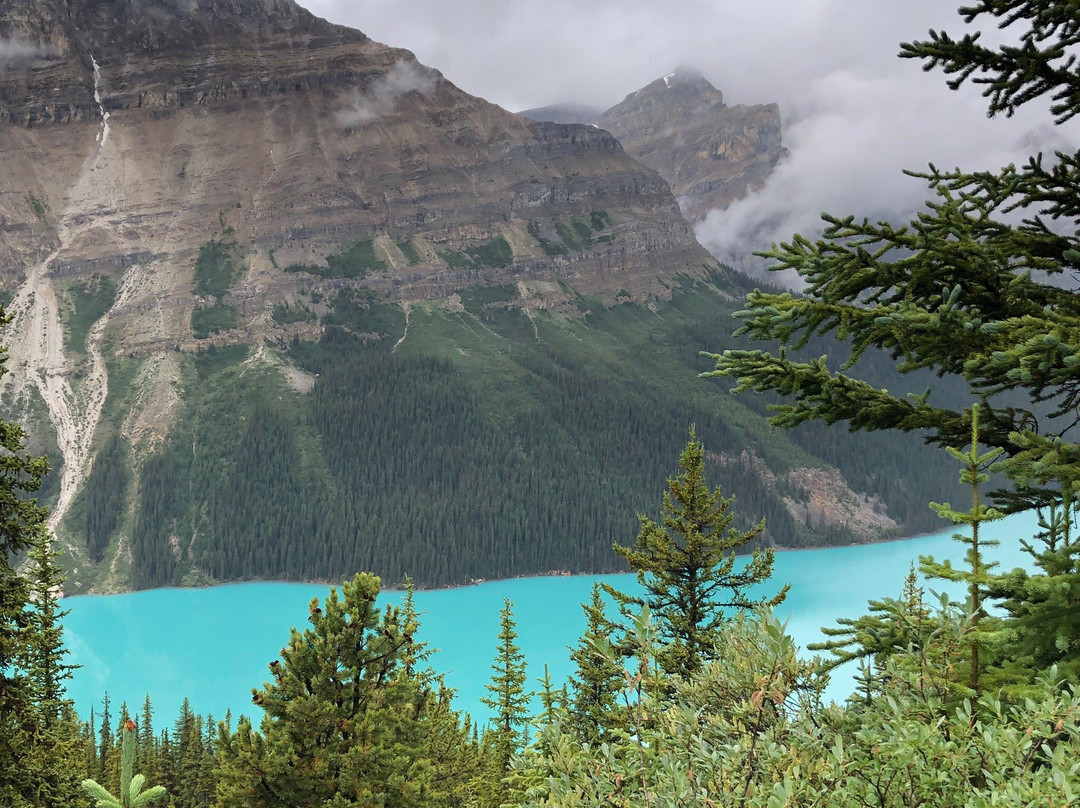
[302,0,1080,273]
[0,37,47,69]
[336,59,438,128]
[695,69,1074,278]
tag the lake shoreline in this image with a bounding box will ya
[63,519,973,599]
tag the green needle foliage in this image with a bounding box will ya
[707,1,1080,516]
[606,429,788,678]
[216,573,477,808]
[81,720,166,808]
[707,0,1080,689]
[480,600,531,773]
[0,305,86,808]
[567,584,625,743]
[920,404,1004,692]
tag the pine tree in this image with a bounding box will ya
[216,572,475,808]
[606,429,788,678]
[984,495,1080,694]
[82,718,167,808]
[920,404,1004,692]
[567,584,625,742]
[0,312,53,806]
[137,695,154,777]
[23,527,77,727]
[812,565,935,705]
[707,0,1080,692]
[480,599,531,774]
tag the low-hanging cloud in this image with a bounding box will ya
[305,0,1079,277]
[695,70,1077,282]
[0,37,47,70]
[337,59,437,128]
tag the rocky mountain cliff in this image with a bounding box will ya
[0,1,959,592]
[521,69,786,221]
[0,0,714,540]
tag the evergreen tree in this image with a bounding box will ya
[216,572,476,808]
[97,693,113,783]
[920,404,1004,692]
[984,496,1080,695]
[0,313,53,805]
[606,429,788,678]
[136,695,154,777]
[23,527,78,726]
[480,599,531,773]
[812,566,942,706]
[82,718,167,808]
[708,0,1080,691]
[567,584,625,743]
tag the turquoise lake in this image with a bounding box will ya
[62,510,1040,726]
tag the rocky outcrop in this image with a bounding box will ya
[601,70,786,222]
[0,0,716,314]
[522,69,787,222]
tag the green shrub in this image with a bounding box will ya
[397,239,421,265]
[271,304,316,325]
[193,239,241,298]
[286,240,387,279]
[191,301,238,338]
[528,221,567,256]
[66,274,117,354]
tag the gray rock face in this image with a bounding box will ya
[0,0,719,313]
[600,69,786,221]
[524,69,787,222]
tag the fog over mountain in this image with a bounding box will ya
[304,0,1080,277]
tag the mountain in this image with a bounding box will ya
[0,1,960,592]
[522,69,786,221]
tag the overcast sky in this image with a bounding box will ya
[303,0,1078,271]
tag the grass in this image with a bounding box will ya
[272,303,316,325]
[458,284,519,312]
[440,237,515,269]
[528,221,568,256]
[323,289,404,338]
[25,193,48,223]
[571,217,594,244]
[397,239,421,265]
[286,240,387,279]
[554,222,586,252]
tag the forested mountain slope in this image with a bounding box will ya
[0,0,961,591]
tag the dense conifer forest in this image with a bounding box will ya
[120,271,963,590]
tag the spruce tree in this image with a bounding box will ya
[567,584,625,742]
[984,496,1080,694]
[480,599,530,772]
[82,718,167,808]
[812,565,935,705]
[707,0,1080,690]
[23,527,77,727]
[216,572,475,808]
[606,429,788,678]
[920,404,1004,692]
[0,315,52,806]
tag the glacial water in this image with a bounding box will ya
[62,510,1040,726]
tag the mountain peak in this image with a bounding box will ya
[598,70,785,221]
[618,67,725,114]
